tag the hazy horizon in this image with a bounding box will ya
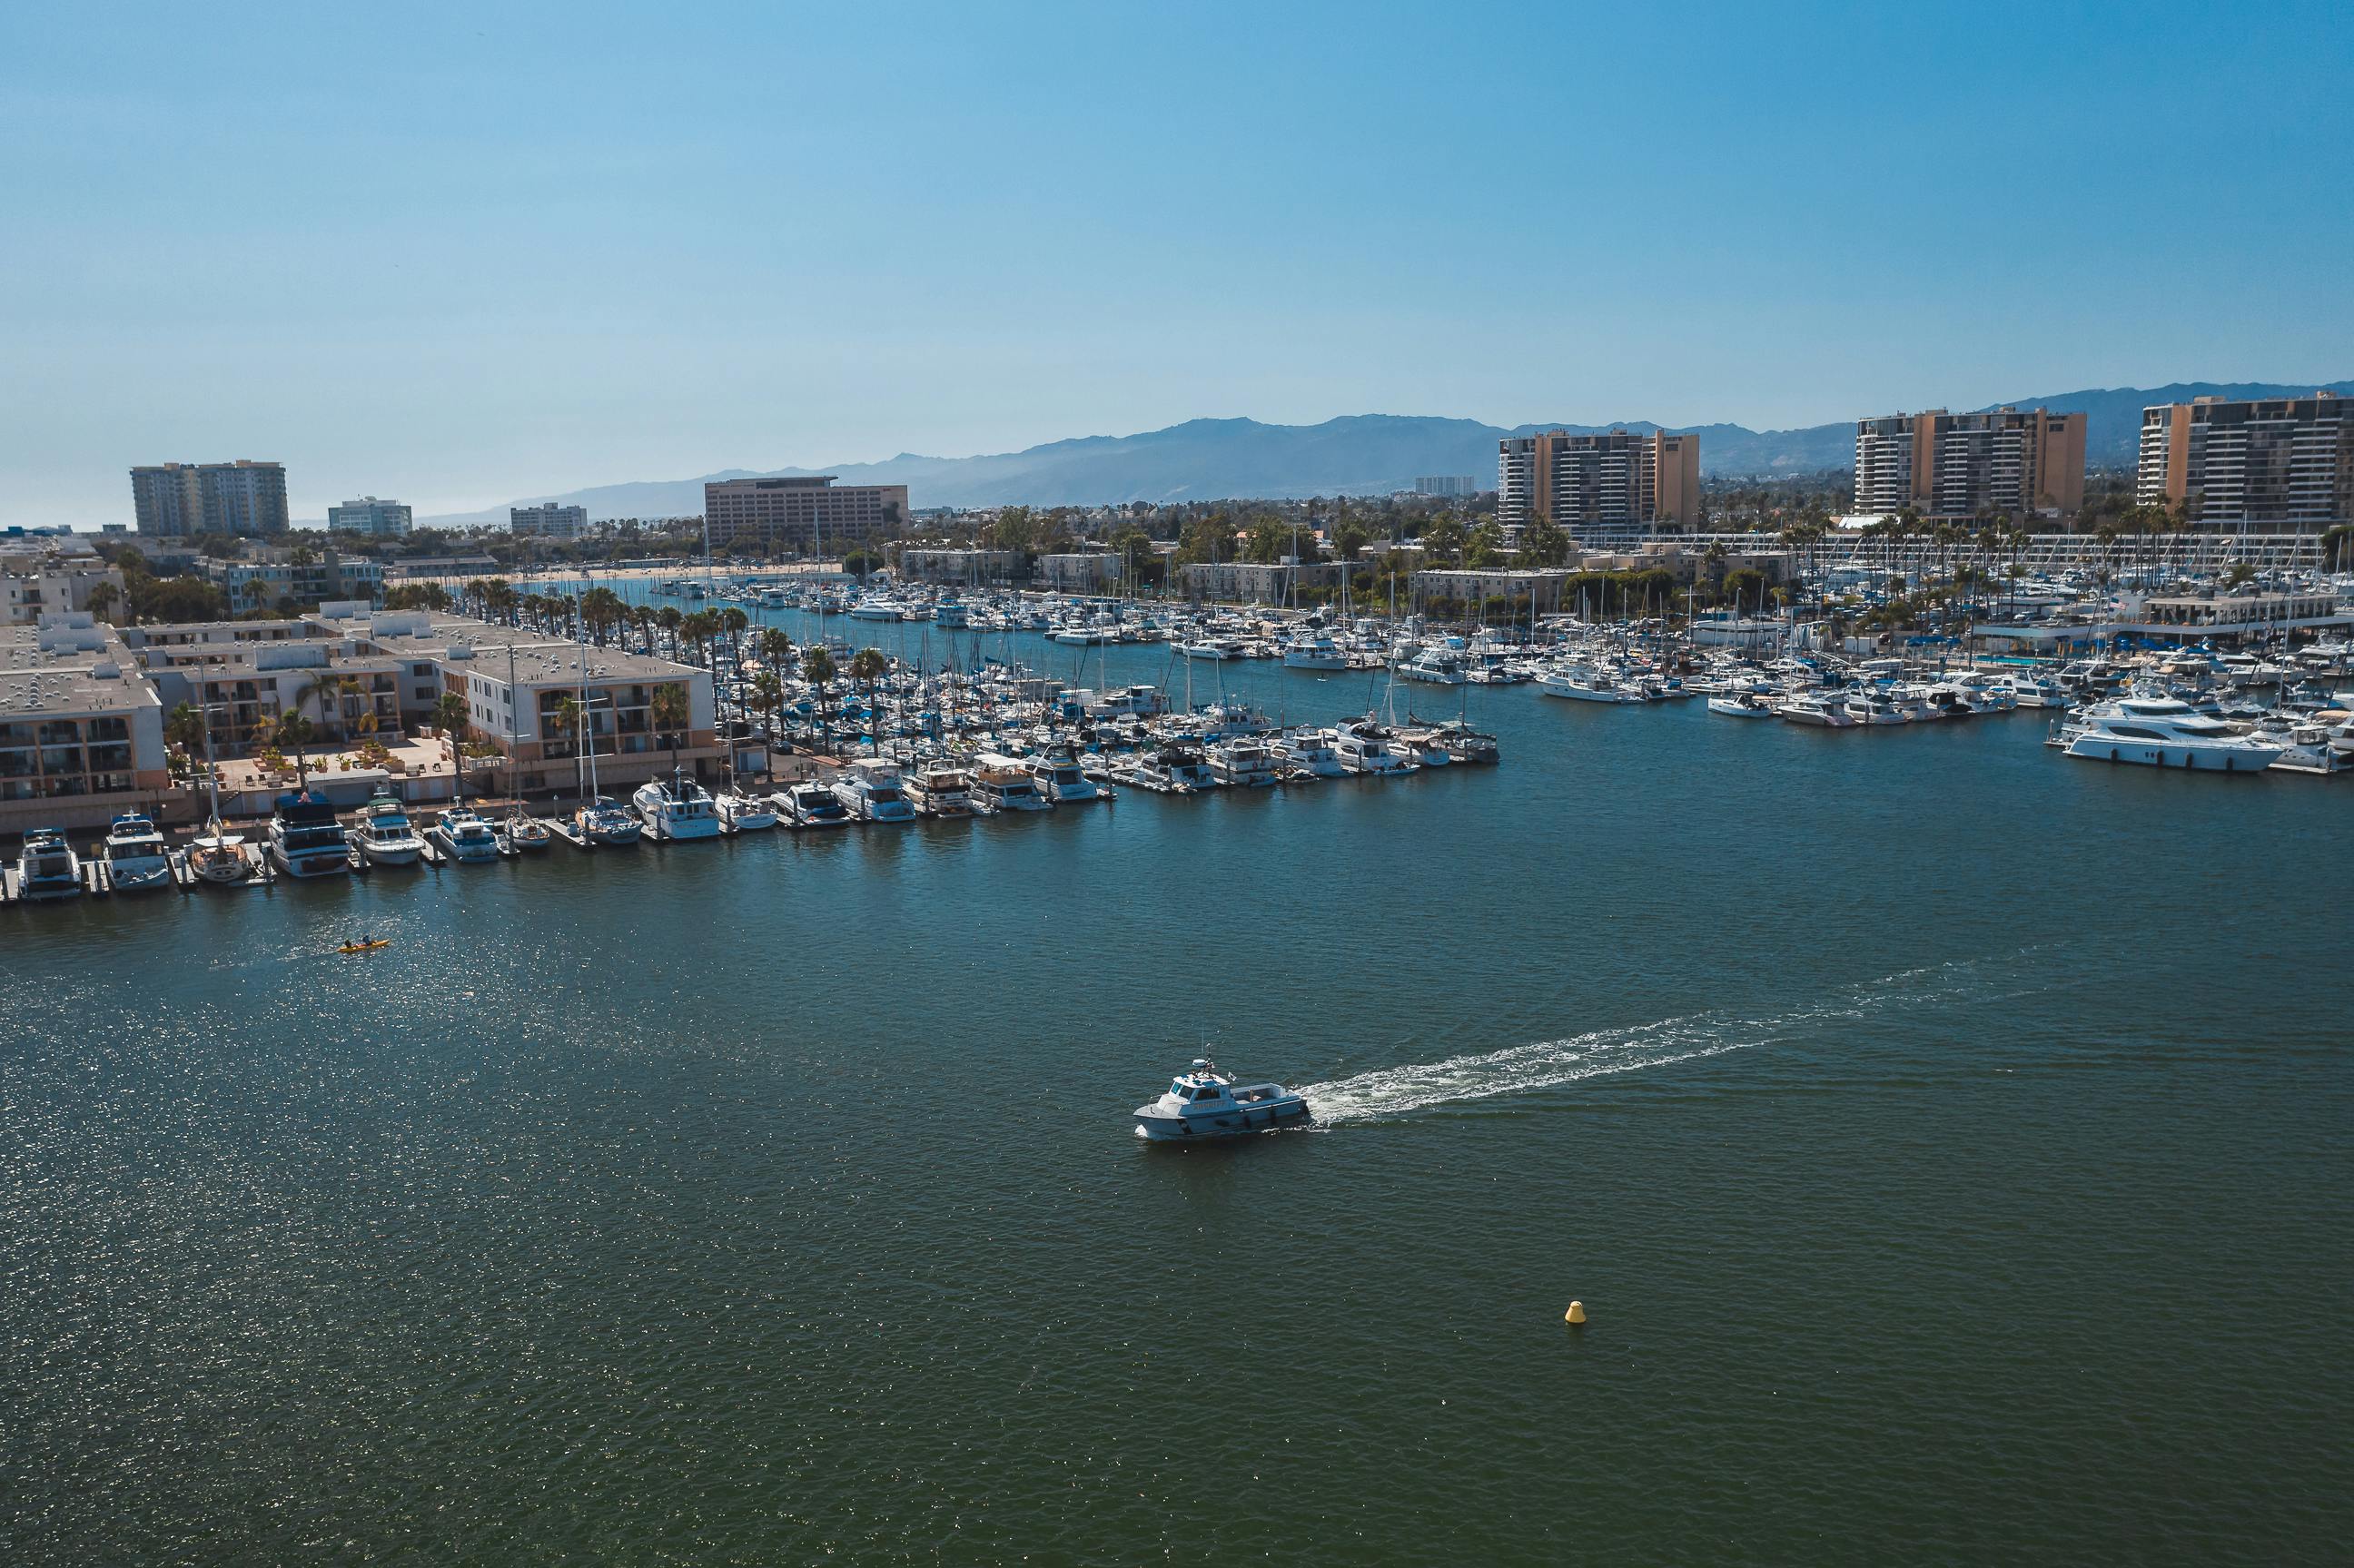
[6,1,2351,527]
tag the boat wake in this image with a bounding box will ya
[1300,953,2045,1124]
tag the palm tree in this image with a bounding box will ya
[272,712,317,791]
[432,691,472,800]
[847,647,888,752]
[801,646,837,750]
[747,670,785,774]
[164,701,207,777]
[649,681,691,776]
[295,671,347,745]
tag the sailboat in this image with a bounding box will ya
[568,607,640,845]
[186,697,253,885]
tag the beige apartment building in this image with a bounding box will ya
[2137,391,2353,528]
[1498,429,1700,537]
[1852,408,2085,521]
[704,476,910,554]
[0,615,172,835]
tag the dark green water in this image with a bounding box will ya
[5,614,2349,1564]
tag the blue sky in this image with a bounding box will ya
[4,0,2349,523]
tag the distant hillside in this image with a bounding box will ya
[417,381,2351,523]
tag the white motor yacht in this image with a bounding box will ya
[1281,635,1351,671]
[15,827,83,900]
[350,790,424,866]
[832,761,916,823]
[268,791,352,878]
[1333,720,1417,775]
[1778,691,1856,727]
[776,781,854,826]
[716,789,778,831]
[847,597,905,621]
[428,805,503,862]
[1133,1060,1312,1140]
[1174,636,1246,661]
[1537,665,1646,703]
[634,772,723,840]
[1399,646,1470,685]
[1845,690,1914,726]
[100,813,174,892]
[1278,727,1346,776]
[1706,690,1780,718]
[971,754,1053,813]
[2062,697,2287,772]
[1207,736,1280,787]
[1029,752,1102,803]
[906,764,974,816]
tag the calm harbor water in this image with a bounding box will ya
[5,608,2350,1563]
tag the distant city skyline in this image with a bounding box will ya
[5,1,2350,527]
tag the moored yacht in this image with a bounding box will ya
[971,753,1052,813]
[1207,736,1280,787]
[100,814,174,892]
[1333,719,1417,775]
[1281,634,1350,670]
[716,789,778,831]
[269,791,352,877]
[1277,726,1345,776]
[906,764,974,816]
[1537,664,1645,703]
[428,804,503,862]
[1133,1060,1311,1140]
[351,790,424,866]
[776,780,853,826]
[1779,691,1856,727]
[1845,689,1914,726]
[576,794,642,845]
[1029,751,1102,803]
[832,761,916,823]
[634,771,723,839]
[15,827,83,900]
[2062,696,2286,772]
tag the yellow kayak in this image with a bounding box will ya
[337,940,392,953]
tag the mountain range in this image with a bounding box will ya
[415,381,2352,525]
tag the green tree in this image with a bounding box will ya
[432,692,472,800]
[272,712,318,791]
[847,647,889,750]
[1519,517,1571,568]
[801,646,837,748]
[1420,516,1467,568]
[649,680,691,774]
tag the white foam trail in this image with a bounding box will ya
[1300,955,2034,1124]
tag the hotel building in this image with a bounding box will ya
[1497,430,1700,537]
[1851,408,2085,521]
[2137,392,2353,528]
[703,476,910,554]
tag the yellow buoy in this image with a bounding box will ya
[1564,1300,1587,1325]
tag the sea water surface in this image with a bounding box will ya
[5,608,2349,1564]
